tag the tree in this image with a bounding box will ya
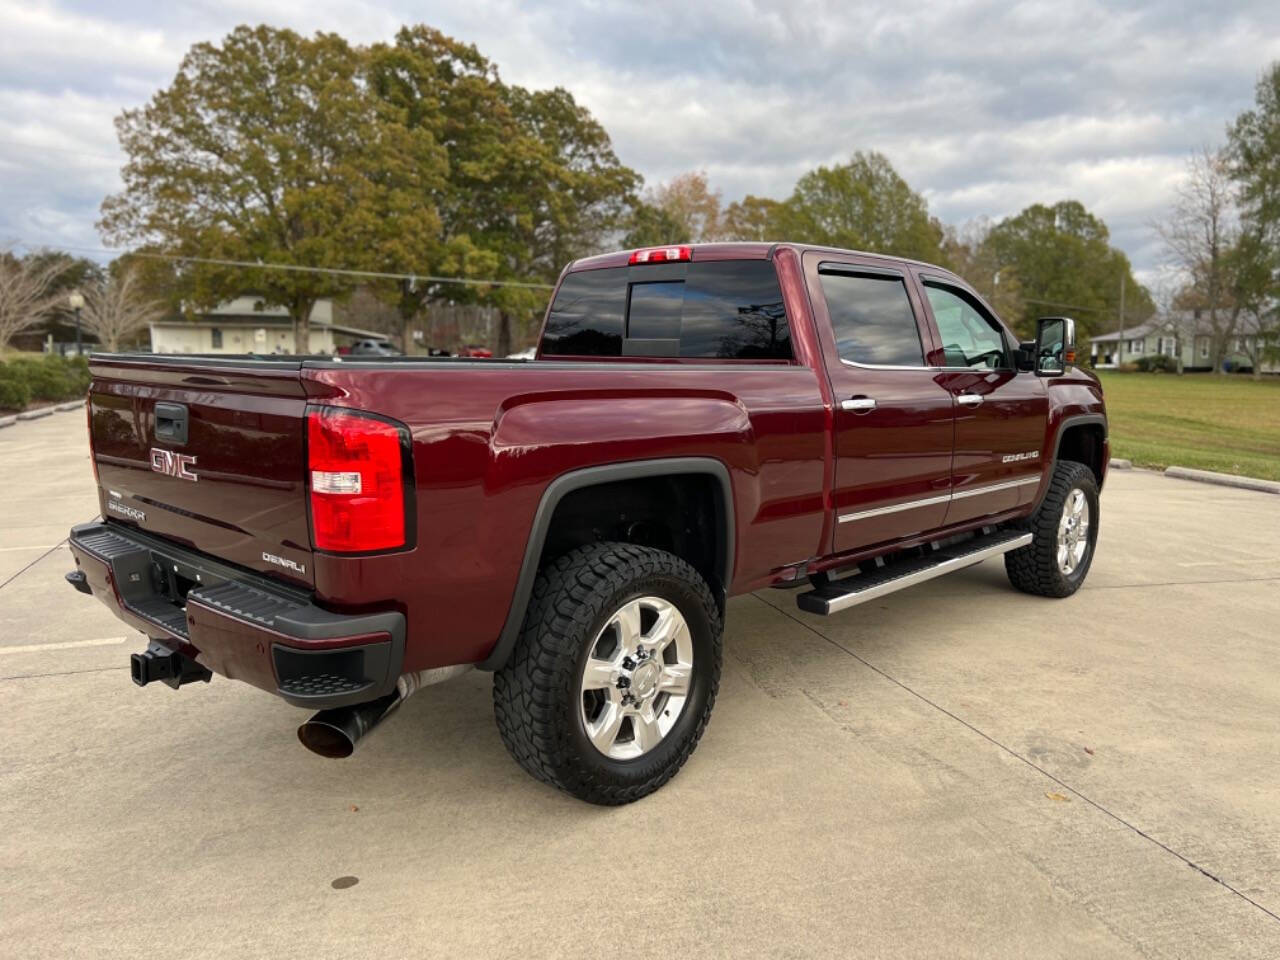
[484,83,639,354]
[1227,61,1280,377]
[1155,148,1252,374]
[80,262,168,351]
[720,195,790,242]
[783,151,944,262]
[367,26,509,351]
[641,171,722,242]
[939,219,1026,326]
[987,200,1152,341]
[623,200,688,247]
[100,25,449,352]
[1228,62,1280,248]
[370,26,639,355]
[0,250,67,350]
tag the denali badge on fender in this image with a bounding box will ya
[262,551,306,575]
[150,448,198,481]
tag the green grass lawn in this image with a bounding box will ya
[1096,371,1280,481]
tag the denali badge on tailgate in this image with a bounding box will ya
[150,448,198,482]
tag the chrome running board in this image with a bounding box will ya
[797,529,1033,616]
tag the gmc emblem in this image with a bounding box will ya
[150,448,198,482]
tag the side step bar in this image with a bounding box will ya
[797,529,1033,616]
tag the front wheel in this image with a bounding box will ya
[1005,460,1100,598]
[493,542,722,805]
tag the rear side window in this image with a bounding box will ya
[818,270,924,367]
[541,269,625,356]
[541,260,791,360]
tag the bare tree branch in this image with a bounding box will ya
[80,264,168,352]
[0,251,68,350]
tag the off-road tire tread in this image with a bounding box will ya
[493,541,721,805]
[1005,460,1098,598]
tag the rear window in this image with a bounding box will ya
[542,260,791,360]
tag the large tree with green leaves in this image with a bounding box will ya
[720,195,790,242]
[100,25,449,351]
[782,151,944,262]
[1227,61,1280,374]
[370,26,638,354]
[479,83,639,353]
[940,219,1026,325]
[986,200,1152,340]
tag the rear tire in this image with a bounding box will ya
[493,542,722,805]
[1005,460,1099,598]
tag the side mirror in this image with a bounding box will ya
[1015,340,1037,372]
[1034,316,1076,375]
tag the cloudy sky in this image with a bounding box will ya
[3,0,1279,283]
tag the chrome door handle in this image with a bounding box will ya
[841,397,877,413]
[957,394,984,408]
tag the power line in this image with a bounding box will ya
[12,239,556,291]
[1022,297,1100,314]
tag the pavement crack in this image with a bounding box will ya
[1,666,124,681]
[751,591,1280,927]
[0,515,100,594]
[1082,575,1280,590]
[0,539,69,593]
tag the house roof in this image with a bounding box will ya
[1092,309,1272,342]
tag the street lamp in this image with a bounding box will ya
[68,291,85,356]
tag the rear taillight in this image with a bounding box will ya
[307,407,409,553]
[629,245,692,264]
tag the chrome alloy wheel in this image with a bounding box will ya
[579,596,694,760]
[1057,487,1091,575]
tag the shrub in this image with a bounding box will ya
[0,354,90,409]
[0,372,31,411]
[1135,354,1177,373]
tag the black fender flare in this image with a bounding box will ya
[478,457,735,671]
[1034,413,1108,511]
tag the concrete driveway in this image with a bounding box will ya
[2,411,1278,959]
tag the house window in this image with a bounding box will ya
[1128,338,1144,354]
[1198,337,1209,359]
[210,328,223,349]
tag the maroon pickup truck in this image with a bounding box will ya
[67,242,1106,804]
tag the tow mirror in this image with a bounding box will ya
[1033,316,1076,375]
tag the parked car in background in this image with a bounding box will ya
[67,242,1105,805]
[348,338,399,356]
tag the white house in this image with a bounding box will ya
[1090,310,1278,373]
[149,297,388,355]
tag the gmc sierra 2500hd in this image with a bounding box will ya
[67,242,1106,804]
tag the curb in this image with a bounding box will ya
[1165,466,1280,496]
[0,401,83,428]
[1109,458,1133,470]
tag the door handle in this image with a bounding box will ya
[956,394,984,408]
[841,396,877,413]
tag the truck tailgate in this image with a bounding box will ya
[88,357,314,588]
